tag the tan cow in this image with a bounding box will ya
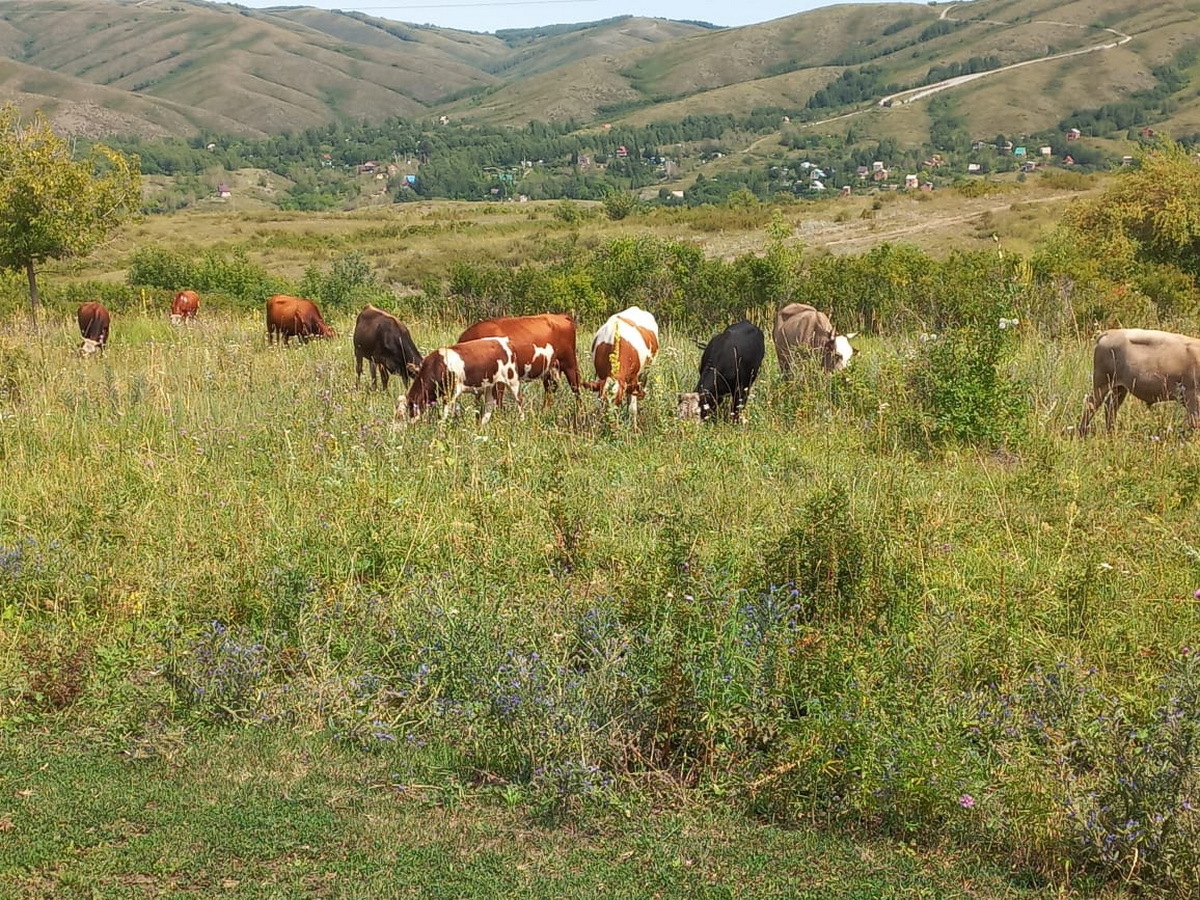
[1077,328,1200,435]
[772,303,855,375]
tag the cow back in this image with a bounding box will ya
[458,313,581,390]
[77,301,111,342]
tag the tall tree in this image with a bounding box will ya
[0,105,141,324]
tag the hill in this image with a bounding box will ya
[0,0,1197,147]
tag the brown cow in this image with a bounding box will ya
[400,336,521,425]
[457,313,581,409]
[585,306,660,419]
[266,295,335,345]
[1077,328,1200,436]
[77,301,110,355]
[170,290,200,325]
[353,305,423,391]
[772,303,856,375]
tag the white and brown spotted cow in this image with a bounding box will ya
[585,306,660,419]
[400,336,520,425]
[457,313,581,409]
[1077,328,1200,435]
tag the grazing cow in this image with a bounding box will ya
[170,290,200,325]
[266,294,335,346]
[585,306,660,419]
[1077,328,1200,436]
[401,336,521,425]
[457,313,581,409]
[678,320,766,422]
[353,304,423,391]
[772,303,856,375]
[77,301,110,355]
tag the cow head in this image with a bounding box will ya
[80,338,104,355]
[824,333,857,371]
[678,391,702,421]
[170,313,184,326]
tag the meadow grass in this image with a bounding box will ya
[2,302,1199,896]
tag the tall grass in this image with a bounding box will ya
[2,307,1200,892]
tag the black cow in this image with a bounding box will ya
[353,304,423,391]
[677,320,765,422]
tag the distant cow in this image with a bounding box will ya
[457,313,581,409]
[353,305,423,391]
[77,301,110,355]
[585,306,660,419]
[401,336,520,425]
[678,320,766,422]
[772,303,856,374]
[266,295,335,345]
[1077,328,1200,436]
[170,290,200,325]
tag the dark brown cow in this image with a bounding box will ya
[353,304,423,391]
[457,313,581,409]
[266,295,335,345]
[1077,328,1200,435]
[400,336,521,425]
[171,290,200,324]
[77,301,110,355]
[772,303,856,375]
[584,306,660,419]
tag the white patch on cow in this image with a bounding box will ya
[80,338,103,355]
[833,334,855,367]
[527,342,554,378]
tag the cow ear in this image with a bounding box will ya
[845,332,859,341]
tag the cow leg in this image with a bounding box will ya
[355,354,365,387]
[477,391,496,427]
[1186,392,1200,430]
[1104,386,1127,432]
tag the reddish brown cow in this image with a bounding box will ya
[354,305,423,391]
[772,303,856,375]
[77,301,111,355]
[457,313,581,409]
[401,337,521,425]
[266,295,335,345]
[585,306,660,419]
[171,290,200,324]
[1078,328,1200,435]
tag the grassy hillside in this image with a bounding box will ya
[0,0,1198,150]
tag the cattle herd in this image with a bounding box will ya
[72,293,1200,434]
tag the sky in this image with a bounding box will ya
[227,0,903,36]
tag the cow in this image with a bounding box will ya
[1077,328,1200,436]
[170,290,200,325]
[266,294,335,346]
[457,313,581,409]
[772,303,856,375]
[353,304,423,391]
[77,301,110,355]
[585,306,660,419]
[678,320,766,423]
[400,336,521,426]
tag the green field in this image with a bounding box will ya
[1,296,1198,896]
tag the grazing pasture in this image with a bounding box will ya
[4,172,1200,895]
[2,300,1199,895]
